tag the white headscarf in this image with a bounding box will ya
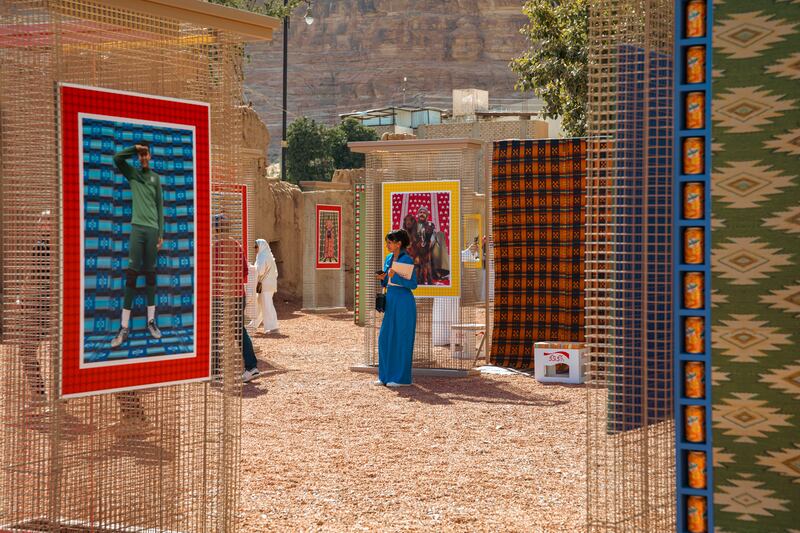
[254,239,278,287]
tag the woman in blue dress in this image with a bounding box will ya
[376,229,418,386]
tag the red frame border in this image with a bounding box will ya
[60,84,211,398]
[315,204,342,270]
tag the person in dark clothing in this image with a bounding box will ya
[212,214,259,382]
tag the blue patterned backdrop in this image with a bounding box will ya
[81,117,195,364]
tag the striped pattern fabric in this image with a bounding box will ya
[82,117,195,363]
[489,139,586,369]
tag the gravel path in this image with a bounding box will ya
[239,299,587,533]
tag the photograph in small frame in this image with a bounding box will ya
[316,204,342,269]
[462,213,483,269]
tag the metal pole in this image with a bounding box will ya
[281,0,289,181]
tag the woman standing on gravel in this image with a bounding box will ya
[375,229,418,387]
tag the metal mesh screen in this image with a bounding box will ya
[362,144,490,371]
[0,1,250,530]
[585,1,676,531]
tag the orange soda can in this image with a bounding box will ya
[686,92,705,129]
[685,361,705,398]
[684,227,704,264]
[686,0,706,38]
[684,272,704,309]
[687,495,708,533]
[684,137,703,175]
[684,182,704,219]
[685,405,705,443]
[687,451,707,489]
[685,316,705,354]
[687,46,705,83]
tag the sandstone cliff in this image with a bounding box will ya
[244,0,528,159]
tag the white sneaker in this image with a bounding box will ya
[372,380,384,386]
[242,368,261,382]
[147,319,162,340]
[386,382,410,387]
[110,327,129,348]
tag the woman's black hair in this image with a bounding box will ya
[385,229,410,249]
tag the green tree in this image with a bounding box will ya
[329,118,379,169]
[510,0,588,137]
[208,0,304,19]
[286,117,333,183]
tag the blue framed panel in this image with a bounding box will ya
[674,1,714,532]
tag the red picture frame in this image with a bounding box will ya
[315,204,342,270]
[59,83,211,398]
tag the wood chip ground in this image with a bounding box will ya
[239,299,587,532]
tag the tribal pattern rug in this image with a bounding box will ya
[710,2,800,531]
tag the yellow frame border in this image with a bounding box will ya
[382,180,460,297]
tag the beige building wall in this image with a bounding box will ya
[253,178,305,300]
[252,178,356,308]
[417,119,549,141]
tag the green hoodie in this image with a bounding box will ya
[113,146,164,239]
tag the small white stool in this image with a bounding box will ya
[450,323,486,360]
[534,342,587,384]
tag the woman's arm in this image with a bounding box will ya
[388,255,417,290]
[377,254,391,288]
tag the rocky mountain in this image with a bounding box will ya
[243,0,529,160]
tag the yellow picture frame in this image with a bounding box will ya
[382,180,460,297]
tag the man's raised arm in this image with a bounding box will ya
[113,146,140,182]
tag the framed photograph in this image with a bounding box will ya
[462,213,483,269]
[59,83,211,398]
[316,204,342,269]
[382,180,460,297]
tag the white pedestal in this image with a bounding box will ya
[534,342,587,384]
[450,323,486,360]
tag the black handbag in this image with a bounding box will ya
[375,292,386,313]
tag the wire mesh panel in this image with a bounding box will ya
[0,1,272,530]
[585,1,676,531]
[352,140,489,372]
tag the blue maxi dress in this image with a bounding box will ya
[378,251,418,385]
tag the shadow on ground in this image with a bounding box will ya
[391,376,575,407]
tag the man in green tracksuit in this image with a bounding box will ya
[110,142,164,348]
